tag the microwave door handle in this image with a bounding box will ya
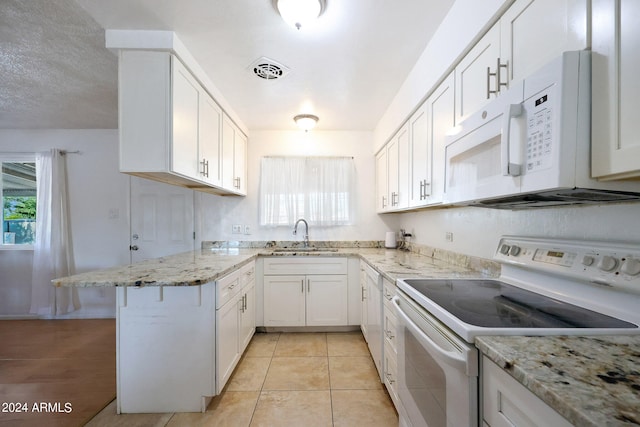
[501,103,523,176]
[392,296,467,372]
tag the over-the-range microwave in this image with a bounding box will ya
[444,50,640,209]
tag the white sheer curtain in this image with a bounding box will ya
[30,149,78,317]
[260,156,356,226]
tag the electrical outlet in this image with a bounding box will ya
[232,224,242,234]
[445,231,453,242]
[244,225,251,235]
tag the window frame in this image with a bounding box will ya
[1,153,37,250]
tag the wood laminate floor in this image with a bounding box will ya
[0,319,116,427]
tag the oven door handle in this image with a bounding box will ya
[392,296,467,372]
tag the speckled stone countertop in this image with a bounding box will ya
[53,240,499,287]
[476,335,640,427]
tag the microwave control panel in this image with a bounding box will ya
[525,92,553,173]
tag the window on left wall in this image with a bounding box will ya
[1,158,37,247]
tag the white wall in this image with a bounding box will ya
[398,204,640,260]
[0,130,129,317]
[199,130,398,243]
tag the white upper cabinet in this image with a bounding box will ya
[455,0,587,125]
[377,123,409,213]
[501,0,587,83]
[455,23,501,124]
[592,0,640,180]
[409,72,455,208]
[222,114,248,195]
[376,148,389,212]
[199,92,223,187]
[119,51,242,196]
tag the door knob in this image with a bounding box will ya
[129,245,139,251]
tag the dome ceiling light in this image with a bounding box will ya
[294,114,319,131]
[274,0,327,30]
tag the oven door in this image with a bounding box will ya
[393,291,478,427]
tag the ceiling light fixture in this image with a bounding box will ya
[294,114,319,131]
[275,0,327,30]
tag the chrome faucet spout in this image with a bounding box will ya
[293,218,310,247]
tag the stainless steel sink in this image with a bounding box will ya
[271,248,338,252]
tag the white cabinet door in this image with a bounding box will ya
[221,114,248,195]
[375,149,388,212]
[426,72,455,206]
[199,93,222,186]
[234,131,248,194]
[263,275,306,327]
[306,275,348,326]
[501,0,587,84]
[216,294,241,393]
[409,102,429,207]
[171,58,200,180]
[592,0,640,180]
[240,281,255,353]
[387,136,399,210]
[455,23,501,124]
[360,265,368,340]
[221,115,236,191]
[365,269,383,381]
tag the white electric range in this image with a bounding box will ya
[393,236,640,427]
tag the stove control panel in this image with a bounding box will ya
[495,237,640,294]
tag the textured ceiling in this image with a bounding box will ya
[1,0,454,131]
[0,0,117,129]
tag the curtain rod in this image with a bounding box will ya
[262,155,354,159]
[0,150,81,155]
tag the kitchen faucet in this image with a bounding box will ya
[293,218,310,247]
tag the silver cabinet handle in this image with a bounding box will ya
[487,58,509,99]
[200,158,209,177]
[307,278,310,293]
[234,177,241,189]
[301,279,304,293]
[385,372,395,385]
[381,196,387,209]
[361,286,366,301]
[391,192,398,206]
[385,329,395,340]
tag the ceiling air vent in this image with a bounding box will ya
[248,57,290,80]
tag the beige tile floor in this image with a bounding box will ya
[87,332,398,427]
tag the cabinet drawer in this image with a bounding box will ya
[263,257,348,275]
[383,344,399,409]
[382,278,396,309]
[239,262,255,288]
[216,271,241,309]
[383,306,398,355]
[482,356,572,427]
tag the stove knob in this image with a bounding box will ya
[582,255,595,266]
[509,245,521,256]
[621,258,640,276]
[499,244,510,255]
[597,255,618,272]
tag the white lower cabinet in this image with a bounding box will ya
[216,262,255,393]
[362,262,383,382]
[482,356,572,427]
[263,257,349,327]
[382,278,399,407]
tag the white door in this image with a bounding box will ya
[129,177,195,263]
[306,275,348,326]
[199,92,222,186]
[375,149,388,212]
[171,58,200,180]
[216,295,241,393]
[409,102,429,207]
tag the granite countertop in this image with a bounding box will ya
[476,335,640,427]
[52,240,499,287]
